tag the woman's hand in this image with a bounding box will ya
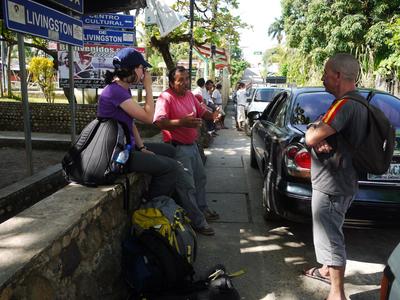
[180,112,202,128]
[142,69,152,90]
[141,148,155,155]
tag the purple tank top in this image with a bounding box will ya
[97,82,136,146]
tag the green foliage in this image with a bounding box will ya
[144,0,248,72]
[268,17,284,44]
[376,16,400,78]
[173,0,244,48]
[230,59,249,86]
[28,57,55,103]
[171,43,190,62]
[147,53,165,76]
[263,47,285,68]
[278,0,400,86]
[230,44,243,61]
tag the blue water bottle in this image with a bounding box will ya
[113,144,131,173]
[116,144,131,165]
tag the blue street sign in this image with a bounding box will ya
[46,0,84,15]
[3,0,83,47]
[82,14,135,30]
[83,28,135,46]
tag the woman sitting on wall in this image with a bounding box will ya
[97,48,179,199]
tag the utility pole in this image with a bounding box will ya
[125,9,142,101]
[188,0,195,89]
[17,33,33,175]
[210,1,217,81]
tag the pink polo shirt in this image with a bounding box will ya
[154,88,207,144]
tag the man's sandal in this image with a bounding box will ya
[302,267,331,284]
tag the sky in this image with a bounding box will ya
[235,0,282,67]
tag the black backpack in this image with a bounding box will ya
[62,118,130,186]
[342,92,395,175]
[146,264,242,300]
[122,229,195,298]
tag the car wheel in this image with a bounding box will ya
[250,141,257,168]
[262,175,281,221]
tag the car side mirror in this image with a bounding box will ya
[253,112,262,120]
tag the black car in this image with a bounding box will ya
[250,87,400,225]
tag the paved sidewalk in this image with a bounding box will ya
[0,131,71,142]
[193,101,277,298]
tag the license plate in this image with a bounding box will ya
[368,163,400,180]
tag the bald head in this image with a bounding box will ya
[327,53,360,82]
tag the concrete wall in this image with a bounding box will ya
[0,102,161,138]
[0,173,148,300]
[0,102,97,134]
[0,164,67,224]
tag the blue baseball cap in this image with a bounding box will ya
[112,48,152,70]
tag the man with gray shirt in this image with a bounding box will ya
[304,53,367,300]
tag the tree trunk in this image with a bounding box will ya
[151,37,174,70]
[63,87,77,104]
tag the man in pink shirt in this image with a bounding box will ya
[154,66,219,236]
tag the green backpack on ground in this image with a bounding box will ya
[132,196,197,264]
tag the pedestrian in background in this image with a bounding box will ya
[205,79,218,136]
[97,47,179,200]
[304,53,367,300]
[212,83,227,129]
[236,82,247,131]
[154,66,220,236]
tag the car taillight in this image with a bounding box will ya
[294,150,311,169]
[287,147,298,159]
[285,144,311,178]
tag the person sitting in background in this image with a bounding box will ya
[193,78,209,106]
[97,47,179,200]
[205,79,218,136]
[154,66,220,236]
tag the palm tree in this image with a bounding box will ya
[268,18,284,44]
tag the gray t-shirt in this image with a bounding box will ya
[311,91,368,196]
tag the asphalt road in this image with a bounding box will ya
[194,103,400,300]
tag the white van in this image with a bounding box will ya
[244,87,284,135]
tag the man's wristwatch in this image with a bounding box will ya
[138,145,146,151]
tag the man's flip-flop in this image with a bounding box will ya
[302,267,331,284]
